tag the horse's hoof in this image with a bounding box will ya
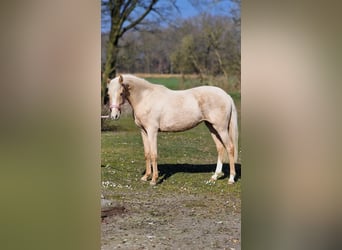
[210,177,216,182]
[228,175,235,184]
[149,180,157,186]
[210,172,223,181]
[210,176,218,182]
[141,176,148,182]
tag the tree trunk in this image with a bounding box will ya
[101,1,122,103]
[102,39,119,104]
[102,34,120,102]
[213,48,229,82]
[101,0,163,103]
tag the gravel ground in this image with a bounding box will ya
[101,190,240,250]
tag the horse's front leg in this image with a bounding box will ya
[140,130,152,182]
[148,129,158,186]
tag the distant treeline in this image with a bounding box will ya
[102,13,240,83]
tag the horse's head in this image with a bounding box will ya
[107,74,128,120]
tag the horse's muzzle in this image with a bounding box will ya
[112,113,120,120]
[110,109,121,120]
[110,104,121,120]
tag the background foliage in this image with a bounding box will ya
[101,0,241,99]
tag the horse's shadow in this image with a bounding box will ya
[143,163,241,184]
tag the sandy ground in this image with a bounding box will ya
[101,190,240,250]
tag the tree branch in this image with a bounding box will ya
[119,0,158,37]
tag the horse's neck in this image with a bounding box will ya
[125,78,153,109]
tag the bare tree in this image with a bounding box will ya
[170,13,239,85]
[101,0,240,92]
[101,0,177,101]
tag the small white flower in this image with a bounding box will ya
[146,235,155,240]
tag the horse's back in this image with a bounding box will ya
[191,86,232,108]
[191,85,231,98]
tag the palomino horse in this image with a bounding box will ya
[107,74,238,185]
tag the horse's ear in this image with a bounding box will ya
[118,74,130,90]
[106,78,111,87]
[119,74,123,85]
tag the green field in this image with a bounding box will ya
[145,77,181,89]
[102,119,241,196]
[101,77,241,197]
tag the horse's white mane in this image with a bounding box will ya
[121,74,166,90]
[121,74,149,85]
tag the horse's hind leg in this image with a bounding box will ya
[205,122,225,181]
[210,135,226,181]
[206,122,236,184]
[220,129,236,184]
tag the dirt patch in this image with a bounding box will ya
[101,206,127,219]
[101,190,240,249]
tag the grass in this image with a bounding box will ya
[101,75,241,198]
[101,119,241,197]
[145,77,180,90]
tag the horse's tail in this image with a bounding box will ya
[228,98,239,163]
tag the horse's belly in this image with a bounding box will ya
[157,93,203,132]
[159,112,202,132]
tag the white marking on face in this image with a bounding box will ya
[107,78,123,120]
